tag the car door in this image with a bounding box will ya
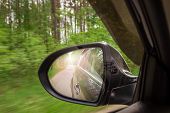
[109,0,170,113]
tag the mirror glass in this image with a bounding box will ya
[48,48,104,102]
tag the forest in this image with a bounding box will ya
[0,0,139,113]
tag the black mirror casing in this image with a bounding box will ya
[38,42,137,106]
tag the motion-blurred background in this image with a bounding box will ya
[0,0,138,113]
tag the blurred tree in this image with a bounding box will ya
[0,0,141,78]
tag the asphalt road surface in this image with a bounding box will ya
[50,64,102,101]
[50,65,75,97]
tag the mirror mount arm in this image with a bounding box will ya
[108,83,137,105]
[104,61,137,86]
[104,62,118,74]
[103,59,137,105]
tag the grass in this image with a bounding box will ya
[0,77,102,113]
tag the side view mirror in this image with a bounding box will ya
[38,42,137,106]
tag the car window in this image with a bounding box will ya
[0,0,143,113]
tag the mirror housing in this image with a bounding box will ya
[38,42,137,106]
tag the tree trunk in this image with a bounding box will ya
[51,0,60,42]
[56,0,61,41]
[69,1,73,34]
[23,0,30,30]
[79,0,83,32]
[73,0,77,33]
[64,1,67,40]
[16,0,21,28]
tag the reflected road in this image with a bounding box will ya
[50,65,75,97]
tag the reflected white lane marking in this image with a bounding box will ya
[77,66,103,86]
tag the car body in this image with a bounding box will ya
[71,48,103,102]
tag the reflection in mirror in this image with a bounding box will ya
[48,48,104,102]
